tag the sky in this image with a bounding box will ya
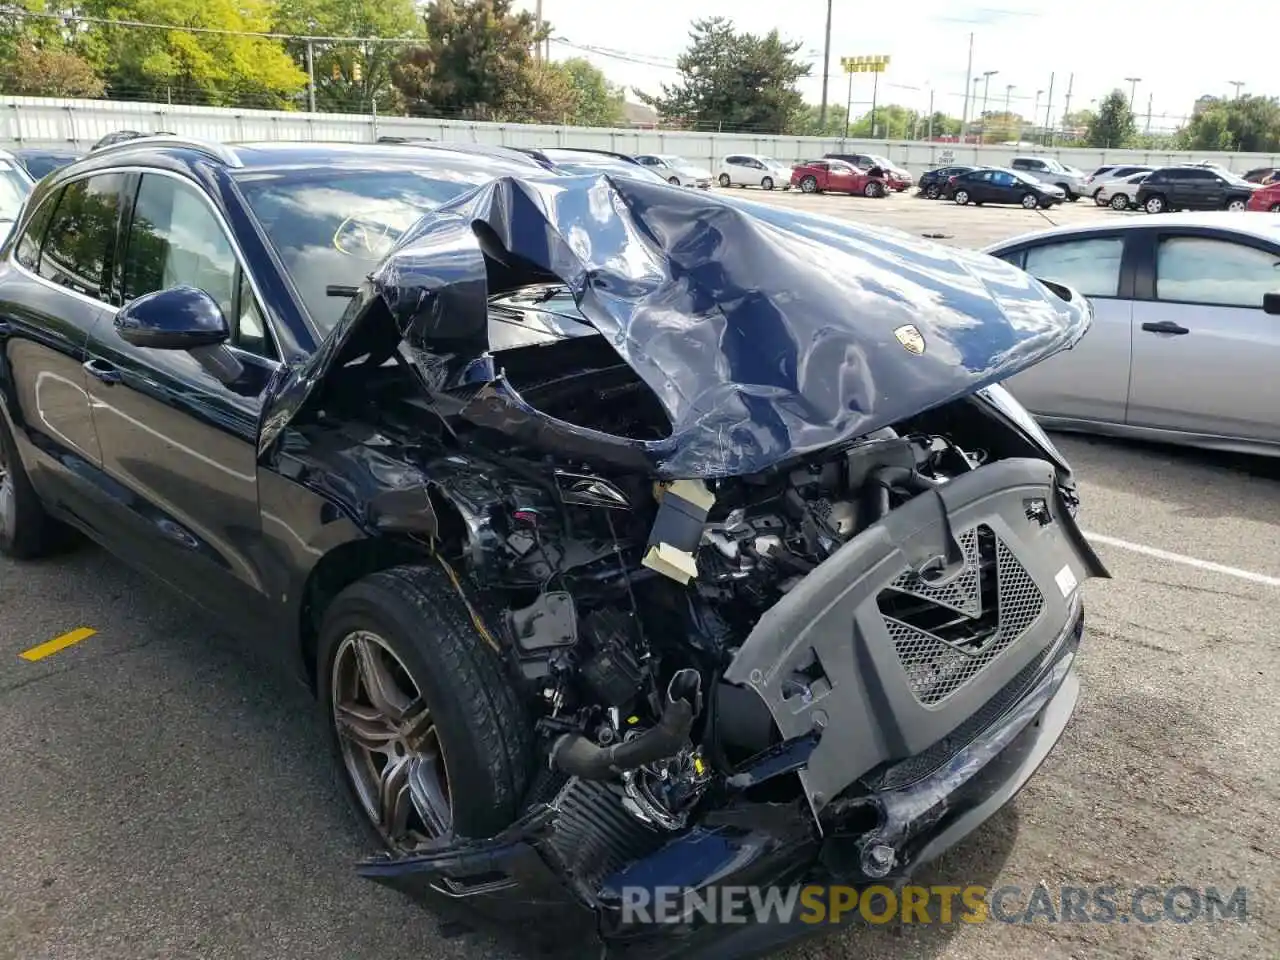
[513,1,1270,133]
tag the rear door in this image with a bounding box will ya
[0,173,126,523]
[995,231,1135,425]
[1127,230,1280,443]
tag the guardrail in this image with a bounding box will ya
[4,95,1278,172]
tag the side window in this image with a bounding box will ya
[1024,236,1125,298]
[1146,171,1166,184]
[38,174,123,300]
[15,191,58,271]
[996,248,1027,269]
[123,173,274,358]
[724,155,742,165]
[1011,159,1029,170]
[1156,236,1280,307]
[993,172,1015,186]
[978,171,995,181]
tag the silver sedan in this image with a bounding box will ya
[984,212,1280,457]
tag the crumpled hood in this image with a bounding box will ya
[259,174,1091,478]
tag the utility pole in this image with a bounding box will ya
[1033,89,1043,137]
[1062,72,1074,142]
[979,69,997,144]
[870,68,880,139]
[306,39,316,112]
[1228,80,1244,99]
[1004,84,1014,141]
[927,86,935,141]
[1044,72,1055,146]
[534,0,543,63]
[1146,93,1153,134]
[1124,76,1141,109]
[818,0,833,129]
[960,32,974,141]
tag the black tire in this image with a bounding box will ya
[1144,194,1166,214]
[667,176,680,185]
[924,184,940,199]
[799,175,818,193]
[1021,192,1038,209]
[1057,183,1077,201]
[0,413,71,559]
[317,564,534,848]
[954,188,970,205]
[864,180,884,198]
[761,176,774,191]
[717,173,730,187]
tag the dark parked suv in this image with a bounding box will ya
[0,135,1106,959]
[1135,166,1256,213]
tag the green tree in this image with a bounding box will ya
[793,102,848,137]
[1086,90,1137,148]
[845,104,918,140]
[77,0,307,107]
[554,57,624,127]
[392,0,559,122]
[273,0,421,113]
[636,17,809,133]
[925,111,961,138]
[976,110,1025,143]
[0,40,104,97]
[1179,95,1280,152]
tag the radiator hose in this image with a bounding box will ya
[550,669,703,780]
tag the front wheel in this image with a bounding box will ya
[954,189,970,205]
[864,180,885,198]
[1144,194,1166,214]
[667,175,681,186]
[718,173,730,188]
[799,175,818,193]
[1110,193,1129,210]
[1226,198,1247,212]
[761,176,774,191]
[318,565,534,852]
[1021,192,1038,209]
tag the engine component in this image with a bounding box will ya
[642,479,716,584]
[549,669,703,780]
[621,745,713,831]
[579,608,646,707]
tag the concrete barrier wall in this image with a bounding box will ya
[4,95,1279,172]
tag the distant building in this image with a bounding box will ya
[622,101,659,129]
[1192,95,1218,117]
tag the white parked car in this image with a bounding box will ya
[717,154,793,190]
[633,154,713,188]
[0,149,34,243]
[1082,164,1153,201]
[1095,171,1149,210]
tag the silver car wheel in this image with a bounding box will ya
[331,630,453,850]
[1227,199,1247,212]
[954,189,969,205]
[762,176,774,191]
[1110,193,1129,210]
[0,434,13,539]
[718,173,730,187]
[1145,196,1165,214]
[1021,193,1038,209]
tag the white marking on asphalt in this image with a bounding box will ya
[1084,531,1280,587]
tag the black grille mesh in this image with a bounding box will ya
[881,526,1045,706]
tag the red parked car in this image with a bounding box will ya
[1246,180,1280,211]
[790,159,888,197]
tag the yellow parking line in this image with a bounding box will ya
[19,627,98,662]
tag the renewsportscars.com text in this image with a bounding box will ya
[619,883,1249,926]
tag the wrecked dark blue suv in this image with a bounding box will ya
[0,136,1107,959]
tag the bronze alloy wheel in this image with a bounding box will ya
[0,431,12,539]
[331,629,453,850]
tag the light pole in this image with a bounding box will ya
[1124,76,1141,108]
[1033,89,1043,136]
[818,0,833,128]
[1228,80,1244,99]
[1004,84,1014,141]
[980,69,998,143]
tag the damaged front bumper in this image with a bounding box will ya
[357,457,1104,958]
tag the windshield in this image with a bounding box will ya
[869,155,894,168]
[237,163,546,332]
[1040,158,1067,173]
[0,160,32,222]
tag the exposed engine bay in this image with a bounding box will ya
[347,325,1082,844]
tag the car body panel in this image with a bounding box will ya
[260,173,1094,479]
[1246,181,1280,211]
[984,214,1280,454]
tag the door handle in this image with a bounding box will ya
[1140,320,1190,335]
[83,357,122,384]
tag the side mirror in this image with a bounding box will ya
[115,285,230,350]
[1264,292,1280,316]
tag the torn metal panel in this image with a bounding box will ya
[259,174,1092,476]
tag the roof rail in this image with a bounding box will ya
[88,135,243,168]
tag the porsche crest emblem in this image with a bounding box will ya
[893,324,926,355]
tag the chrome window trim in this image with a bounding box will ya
[8,164,282,370]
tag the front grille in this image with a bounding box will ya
[878,524,1045,705]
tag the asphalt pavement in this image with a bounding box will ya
[2,189,1276,960]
